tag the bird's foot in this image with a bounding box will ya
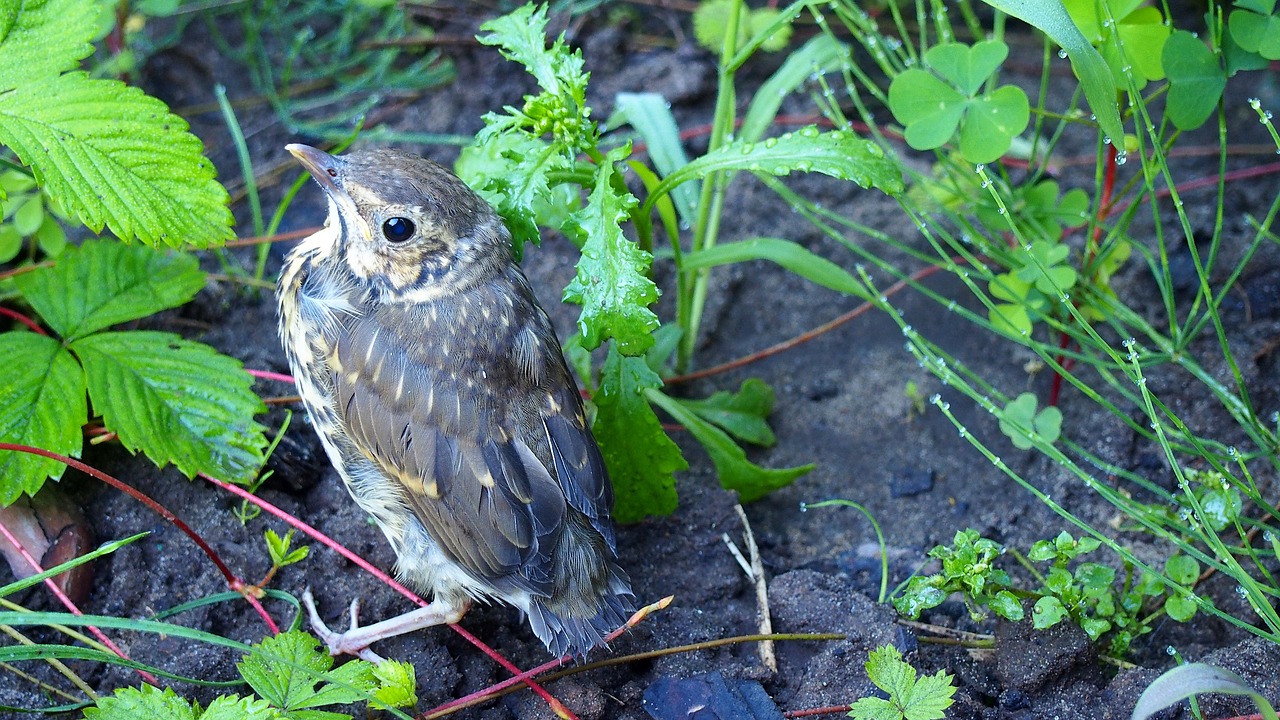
[302,588,386,663]
[300,588,470,664]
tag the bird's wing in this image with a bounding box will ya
[332,305,567,596]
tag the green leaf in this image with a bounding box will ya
[1132,663,1279,720]
[888,42,1029,163]
[562,149,659,355]
[1163,593,1197,622]
[648,126,904,207]
[71,331,267,483]
[1230,3,1280,60]
[649,388,812,502]
[593,345,686,522]
[1163,31,1226,131]
[239,631,376,713]
[371,660,417,708]
[1165,554,1200,586]
[477,4,587,111]
[989,591,1025,621]
[83,685,197,720]
[681,237,868,297]
[981,0,1123,143]
[852,644,956,720]
[0,72,234,248]
[458,133,574,256]
[13,239,205,341]
[613,92,698,227]
[0,331,85,504]
[741,34,849,144]
[1032,595,1068,629]
[0,223,21,262]
[999,392,1062,449]
[0,0,97,92]
[670,378,777,446]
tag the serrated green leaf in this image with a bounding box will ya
[457,133,575,257]
[0,0,97,92]
[71,331,267,483]
[477,4,586,109]
[83,684,196,720]
[1163,31,1226,131]
[562,150,659,355]
[849,696,900,720]
[649,388,811,502]
[0,72,233,248]
[199,695,281,720]
[982,0,1123,143]
[649,126,904,205]
[14,239,205,341]
[372,660,417,708]
[0,331,85,504]
[866,644,914,698]
[903,670,957,720]
[593,344,686,522]
[669,378,777,446]
[239,631,376,713]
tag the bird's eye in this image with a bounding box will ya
[381,217,415,243]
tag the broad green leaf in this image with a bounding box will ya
[199,696,280,720]
[0,331,85,504]
[0,223,20,262]
[562,149,659,355]
[1167,29,1223,130]
[372,660,417,708]
[981,0,1123,144]
[1065,0,1170,87]
[896,68,962,149]
[669,378,777,446]
[593,345,686,522]
[852,644,956,720]
[71,331,267,483]
[681,237,868,298]
[958,85,1031,164]
[647,126,903,208]
[649,388,811,502]
[925,41,1009,96]
[614,92,697,226]
[1163,593,1197,622]
[740,33,849,144]
[0,0,97,92]
[1230,3,1280,60]
[239,631,376,713]
[0,72,233,248]
[1132,663,1278,720]
[905,670,959,720]
[989,591,1025,621]
[1031,595,1068,629]
[14,239,205,341]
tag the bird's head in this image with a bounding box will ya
[287,144,511,301]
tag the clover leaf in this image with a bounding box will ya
[1163,31,1227,131]
[1064,0,1170,90]
[888,40,1029,163]
[999,392,1063,450]
[1230,0,1280,59]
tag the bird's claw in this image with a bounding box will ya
[300,588,385,663]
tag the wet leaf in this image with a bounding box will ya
[0,332,85,504]
[1163,31,1226,131]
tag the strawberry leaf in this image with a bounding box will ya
[14,239,205,342]
[0,331,85,503]
[71,331,267,484]
[0,0,96,92]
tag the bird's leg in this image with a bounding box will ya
[301,588,470,663]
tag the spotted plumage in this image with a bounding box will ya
[277,145,632,659]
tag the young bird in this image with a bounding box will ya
[276,144,633,661]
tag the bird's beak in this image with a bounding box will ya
[286,144,345,197]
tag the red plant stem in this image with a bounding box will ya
[224,227,316,248]
[1048,142,1118,407]
[0,443,279,634]
[201,474,575,720]
[668,260,955,385]
[246,369,296,384]
[0,307,46,335]
[0,511,159,685]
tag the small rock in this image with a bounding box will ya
[994,613,1096,692]
[642,672,783,720]
[890,467,935,498]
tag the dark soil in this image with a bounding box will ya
[3,4,1280,719]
